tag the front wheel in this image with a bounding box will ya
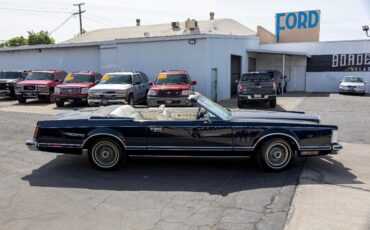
[257,138,293,171]
[269,98,277,108]
[88,138,126,171]
[128,94,134,105]
[18,97,27,104]
[56,101,64,107]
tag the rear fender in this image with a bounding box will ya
[82,128,126,149]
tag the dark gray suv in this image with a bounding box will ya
[237,72,277,108]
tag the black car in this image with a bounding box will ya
[238,72,277,108]
[26,93,342,171]
[0,71,28,97]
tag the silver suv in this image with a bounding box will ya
[88,71,151,106]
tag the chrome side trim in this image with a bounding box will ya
[146,146,232,151]
[252,133,300,150]
[82,133,127,149]
[37,143,82,148]
[300,146,332,151]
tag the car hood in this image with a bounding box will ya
[0,79,21,83]
[231,110,320,124]
[58,83,94,88]
[151,84,190,90]
[17,80,53,85]
[90,84,131,91]
[340,82,364,87]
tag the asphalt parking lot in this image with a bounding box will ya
[0,93,369,230]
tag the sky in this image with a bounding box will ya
[0,0,369,43]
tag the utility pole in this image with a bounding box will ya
[73,2,86,34]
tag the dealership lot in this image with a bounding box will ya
[0,93,369,230]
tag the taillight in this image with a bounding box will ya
[273,82,277,91]
[33,125,40,140]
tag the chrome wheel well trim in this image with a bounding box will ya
[82,133,127,150]
[252,133,300,151]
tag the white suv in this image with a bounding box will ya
[88,71,151,106]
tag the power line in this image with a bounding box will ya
[49,14,75,35]
[0,5,73,14]
[84,15,115,27]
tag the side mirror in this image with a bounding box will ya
[133,81,141,85]
[95,80,100,84]
[54,79,59,82]
[339,80,342,83]
[148,81,153,86]
[284,76,287,79]
[191,80,197,85]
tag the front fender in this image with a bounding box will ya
[252,128,300,149]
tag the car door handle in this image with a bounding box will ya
[150,127,163,132]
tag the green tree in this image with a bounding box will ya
[27,31,55,45]
[0,31,55,48]
[7,36,28,47]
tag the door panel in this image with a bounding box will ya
[146,121,233,152]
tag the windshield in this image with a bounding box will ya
[195,94,232,121]
[100,74,132,84]
[25,72,53,81]
[155,74,190,85]
[241,73,271,82]
[343,76,363,83]
[0,71,23,79]
[64,74,94,83]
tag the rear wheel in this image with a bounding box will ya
[56,101,64,107]
[18,97,27,104]
[269,98,277,108]
[88,137,126,171]
[237,99,244,108]
[257,138,293,171]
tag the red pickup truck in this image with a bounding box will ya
[54,72,102,107]
[147,70,197,106]
[15,70,67,103]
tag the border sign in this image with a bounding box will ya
[307,54,370,72]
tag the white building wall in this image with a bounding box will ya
[114,39,208,95]
[0,47,100,73]
[259,40,370,92]
[206,37,248,100]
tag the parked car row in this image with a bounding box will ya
[1,69,197,107]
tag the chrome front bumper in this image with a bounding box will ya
[88,98,128,106]
[332,143,343,151]
[26,139,38,151]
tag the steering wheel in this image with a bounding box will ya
[196,107,207,120]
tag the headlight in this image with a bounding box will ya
[88,91,96,97]
[182,90,190,96]
[81,87,89,94]
[331,130,338,143]
[54,87,60,94]
[116,91,126,97]
[148,89,158,96]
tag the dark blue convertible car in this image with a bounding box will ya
[26,93,342,171]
